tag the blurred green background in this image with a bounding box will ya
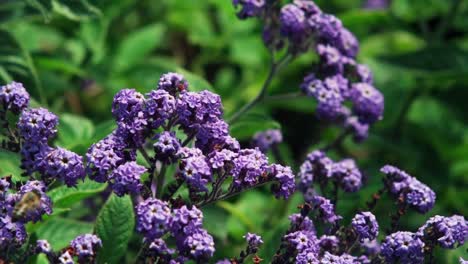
[0,0,467,262]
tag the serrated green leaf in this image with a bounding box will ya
[229,113,281,141]
[113,24,166,73]
[96,194,135,264]
[48,179,107,208]
[35,217,94,250]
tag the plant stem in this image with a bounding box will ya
[156,164,167,198]
[182,132,196,147]
[197,181,270,207]
[138,147,152,167]
[227,54,292,124]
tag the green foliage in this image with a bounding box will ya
[48,179,107,208]
[34,217,94,250]
[95,194,135,264]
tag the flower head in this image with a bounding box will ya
[350,83,384,124]
[331,159,363,192]
[18,107,58,142]
[70,234,102,259]
[252,129,283,153]
[269,164,296,199]
[381,231,425,264]
[244,232,263,250]
[154,131,181,163]
[108,161,146,196]
[178,147,212,192]
[15,180,52,223]
[158,72,188,95]
[136,198,172,239]
[145,89,176,129]
[233,0,266,19]
[0,81,29,113]
[417,215,467,249]
[311,195,342,223]
[232,148,269,187]
[351,211,379,242]
[43,147,85,187]
[36,239,52,254]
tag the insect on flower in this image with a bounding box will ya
[13,189,42,221]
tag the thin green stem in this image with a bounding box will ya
[227,54,292,124]
[156,164,167,198]
[138,147,152,167]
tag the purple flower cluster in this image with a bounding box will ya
[351,211,379,242]
[108,161,146,196]
[0,82,30,114]
[70,234,102,259]
[233,0,383,141]
[417,215,467,249]
[42,147,85,187]
[299,150,363,198]
[0,180,52,252]
[244,232,264,251]
[381,165,436,213]
[136,200,214,261]
[252,129,283,153]
[381,231,425,264]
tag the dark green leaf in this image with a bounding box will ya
[0,151,24,182]
[229,113,281,141]
[56,113,94,153]
[96,194,135,264]
[48,179,107,208]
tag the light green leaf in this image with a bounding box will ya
[35,217,94,250]
[113,24,166,73]
[96,194,135,264]
[48,179,107,208]
[0,151,24,182]
[52,0,101,21]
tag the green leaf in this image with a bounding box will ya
[96,194,135,264]
[56,113,94,153]
[113,24,166,73]
[48,179,107,208]
[0,151,23,182]
[52,0,101,21]
[391,0,450,22]
[229,113,281,141]
[35,217,94,250]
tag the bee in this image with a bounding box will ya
[12,190,42,221]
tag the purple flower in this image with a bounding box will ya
[380,165,412,195]
[350,83,384,124]
[381,231,425,264]
[336,28,359,58]
[285,230,319,253]
[58,251,74,264]
[296,250,319,263]
[289,213,316,233]
[461,257,468,264]
[178,147,212,192]
[417,215,467,249]
[176,90,223,132]
[0,81,29,113]
[171,205,204,237]
[145,89,176,129]
[345,116,369,142]
[86,133,127,182]
[252,129,283,153]
[70,234,102,259]
[112,88,145,122]
[157,72,188,95]
[311,195,342,223]
[184,229,215,259]
[324,74,350,98]
[195,118,229,153]
[108,161,146,196]
[20,143,52,176]
[154,131,181,163]
[269,164,296,199]
[318,235,339,253]
[316,44,344,70]
[351,211,379,242]
[216,259,232,264]
[298,150,333,192]
[148,238,175,256]
[136,198,172,239]
[301,74,326,96]
[321,252,355,264]
[208,148,238,171]
[15,180,52,223]
[232,148,269,187]
[361,239,381,255]
[293,0,321,16]
[0,215,27,250]
[36,239,52,254]
[232,0,266,19]
[355,64,373,84]
[0,178,10,200]
[308,13,343,43]
[43,147,85,187]
[331,159,363,192]
[244,232,263,250]
[280,4,307,43]
[18,107,58,142]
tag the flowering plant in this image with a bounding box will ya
[0,1,467,264]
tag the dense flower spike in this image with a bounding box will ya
[381,231,425,264]
[157,72,188,95]
[108,161,146,196]
[70,234,102,259]
[18,107,58,142]
[0,82,30,113]
[351,211,379,242]
[417,215,468,249]
[136,198,172,239]
[252,129,282,152]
